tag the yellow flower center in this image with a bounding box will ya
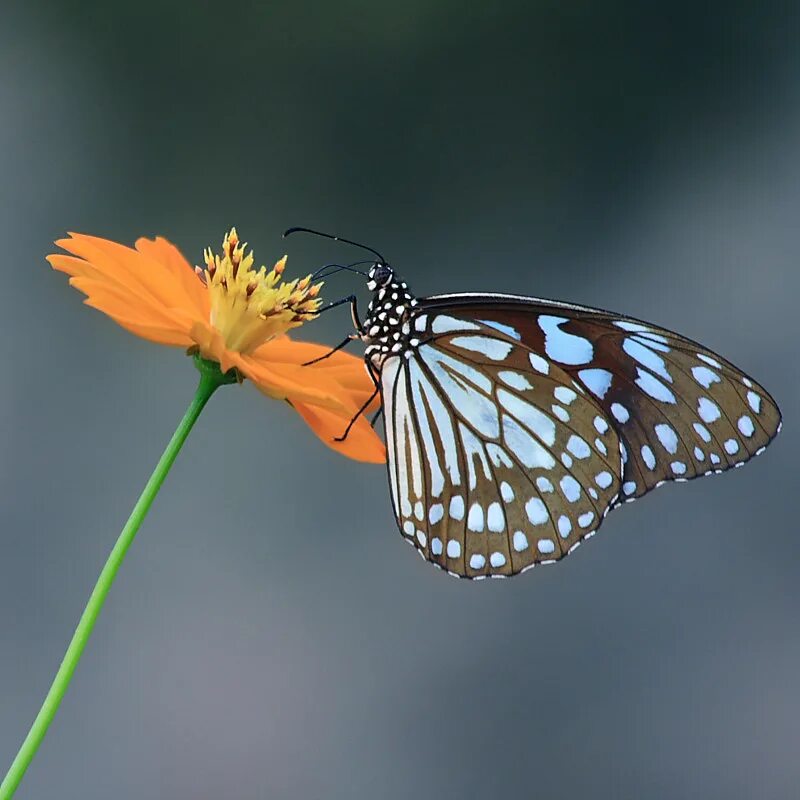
[197,228,323,354]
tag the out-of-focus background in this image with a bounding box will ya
[1,2,798,798]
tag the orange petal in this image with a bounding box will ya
[135,236,209,318]
[292,400,386,464]
[254,337,379,407]
[85,300,195,346]
[52,234,203,328]
[241,357,354,412]
[63,274,195,346]
[189,323,353,413]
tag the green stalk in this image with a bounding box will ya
[0,357,235,799]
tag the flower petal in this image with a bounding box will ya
[50,234,202,332]
[135,236,209,318]
[190,322,354,413]
[241,357,355,412]
[292,400,386,463]
[59,272,195,346]
[254,337,380,409]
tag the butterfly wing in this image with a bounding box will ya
[421,293,782,504]
[380,314,623,578]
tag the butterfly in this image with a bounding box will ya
[286,229,782,580]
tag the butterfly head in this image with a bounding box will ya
[366,262,394,291]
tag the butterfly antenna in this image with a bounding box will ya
[311,260,373,280]
[284,226,386,264]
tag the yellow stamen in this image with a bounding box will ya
[200,228,323,354]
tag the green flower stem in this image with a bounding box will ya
[0,357,236,800]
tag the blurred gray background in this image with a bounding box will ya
[1,2,798,798]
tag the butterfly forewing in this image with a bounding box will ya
[421,296,781,505]
[382,315,623,578]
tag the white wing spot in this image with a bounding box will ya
[450,335,514,360]
[594,438,608,456]
[747,391,761,413]
[594,416,609,434]
[552,404,570,423]
[428,504,444,525]
[416,530,427,547]
[611,403,630,423]
[447,539,461,558]
[567,435,591,459]
[615,321,650,332]
[538,315,594,365]
[403,520,415,536]
[513,531,529,552]
[670,461,687,475]
[479,320,521,340]
[528,352,550,374]
[623,338,673,383]
[578,511,595,528]
[553,386,577,405]
[579,368,613,398]
[500,481,515,502]
[537,539,555,555]
[487,502,505,532]
[498,370,533,391]
[557,515,572,538]
[691,365,721,388]
[513,531,528,553]
[536,476,554,493]
[635,368,676,404]
[489,552,506,568]
[698,397,721,423]
[623,481,637,495]
[469,553,486,570]
[595,471,613,489]
[449,496,465,520]
[693,422,712,442]
[467,503,485,532]
[525,497,549,526]
[431,315,480,334]
[655,423,679,454]
[641,444,656,470]
[561,452,573,469]
[738,415,755,437]
[693,446,705,461]
[559,475,581,503]
[724,438,740,455]
[697,353,722,369]
[431,537,443,555]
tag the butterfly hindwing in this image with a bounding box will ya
[381,314,623,578]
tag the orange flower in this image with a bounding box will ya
[48,228,385,463]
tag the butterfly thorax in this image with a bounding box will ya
[361,270,420,370]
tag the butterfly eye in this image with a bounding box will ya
[369,263,393,287]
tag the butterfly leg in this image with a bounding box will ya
[302,335,357,366]
[302,295,365,366]
[334,383,381,442]
[370,407,383,428]
[313,294,363,332]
